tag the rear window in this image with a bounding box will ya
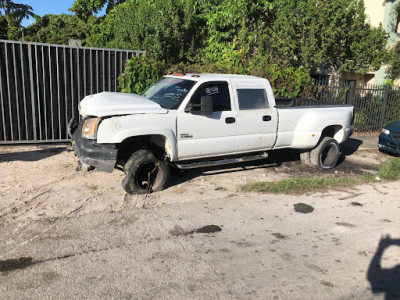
[237,89,268,110]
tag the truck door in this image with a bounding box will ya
[177,81,237,160]
[232,80,278,152]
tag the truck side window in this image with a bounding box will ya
[190,83,231,111]
[237,89,269,110]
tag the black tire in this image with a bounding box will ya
[122,149,170,194]
[310,137,340,170]
[300,151,311,165]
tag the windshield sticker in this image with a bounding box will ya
[164,93,182,101]
[205,86,220,95]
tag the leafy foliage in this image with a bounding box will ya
[70,0,126,20]
[201,0,273,67]
[0,14,7,39]
[167,62,312,97]
[394,1,400,21]
[263,65,313,98]
[118,56,166,94]
[25,14,97,45]
[86,0,204,64]
[0,0,35,40]
[198,0,388,75]
[388,42,400,80]
[5,0,389,98]
[79,0,388,83]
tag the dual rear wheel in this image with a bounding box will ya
[301,137,340,170]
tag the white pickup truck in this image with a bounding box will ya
[69,74,354,194]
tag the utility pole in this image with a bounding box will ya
[19,26,24,42]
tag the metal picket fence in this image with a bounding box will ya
[0,39,145,144]
[1,39,400,144]
[312,80,400,133]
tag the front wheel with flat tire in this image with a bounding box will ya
[309,137,340,170]
[122,149,170,194]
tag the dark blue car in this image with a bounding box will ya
[379,120,400,155]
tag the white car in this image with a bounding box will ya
[70,74,354,194]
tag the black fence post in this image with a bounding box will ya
[346,81,356,105]
[379,84,390,130]
[27,44,38,141]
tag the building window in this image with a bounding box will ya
[311,74,330,85]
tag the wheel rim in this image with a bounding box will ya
[320,142,339,168]
[135,162,160,191]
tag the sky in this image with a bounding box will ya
[13,0,78,27]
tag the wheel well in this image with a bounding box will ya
[117,135,170,164]
[320,125,343,142]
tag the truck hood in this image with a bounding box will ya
[79,92,167,117]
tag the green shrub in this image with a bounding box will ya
[166,63,247,75]
[118,56,166,94]
[263,65,313,98]
[167,62,314,98]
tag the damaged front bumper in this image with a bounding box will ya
[69,120,117,172]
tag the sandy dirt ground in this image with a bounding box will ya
[1,143,399,299]
[0,142,389,226]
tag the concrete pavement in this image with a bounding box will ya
[342,134,379,151]
[1,181,399,299]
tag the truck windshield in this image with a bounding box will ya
[142,77,196,109]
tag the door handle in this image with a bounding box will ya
[225,117,235,124]
[263,115,272,121]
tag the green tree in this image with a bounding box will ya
[70,0,126,20]
[387,1,400,80]
[387,42,400,80]
[394,1,400,20]
[201,0,273,67]
[0,14,7,39]
[86,0,204,64]
[201,0,388,74]
[0,0,35,40]
[118,56,166,94]
[24,14,97,45]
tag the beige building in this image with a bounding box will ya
[365,0,387,29]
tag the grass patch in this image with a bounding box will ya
[241,177,358,195]
[241,157,400,195]
[377,157,400,180]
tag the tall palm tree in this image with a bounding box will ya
[0,0,35,40]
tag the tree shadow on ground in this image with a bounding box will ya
[169,157,281,188]
[0,147,67,163]
[368,236,400,300]
[168,139,375,188]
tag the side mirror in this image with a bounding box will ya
[200,96,213,114]
[184,96,214,114]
